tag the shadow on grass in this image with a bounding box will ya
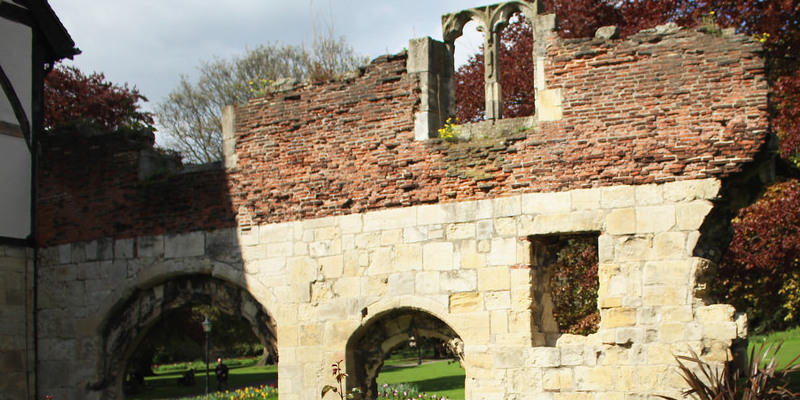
[411,375,465,393]
[787,369,800,393]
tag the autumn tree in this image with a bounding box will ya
[44,65,153,131]
[542,0,691,39]
[157,36,364,164]
[713,181,800,332]
[696,0,800,333]
[455,14,535,123]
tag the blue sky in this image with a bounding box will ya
[48,0,490,110]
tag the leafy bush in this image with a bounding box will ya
[165,384,277,400]
[714,181,800,333]
[153,356,259,374]
[378,383,451,399]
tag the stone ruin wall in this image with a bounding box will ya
[34,20,771,400]
[0,243,35,400]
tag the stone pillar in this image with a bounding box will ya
[407,37,453,141]
[481,27,503,120]
[222,105,238,169]
[532,13,562,122]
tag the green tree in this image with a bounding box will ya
[156,36,364,164]
[126,306,265,377]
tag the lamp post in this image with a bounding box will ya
[202,315,212,395]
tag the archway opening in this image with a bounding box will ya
[122,305,277,399]
[345,308,464,399]
[98,275,278,399]
[445,0,542,125]
[529,233,600,344]
[455,19,487,123]
[497,13,535,120]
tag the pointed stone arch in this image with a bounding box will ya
[91,274,277,398]
[345,307,463,399]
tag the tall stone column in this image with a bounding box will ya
[481,27,503,120]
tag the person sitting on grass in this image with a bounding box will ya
[215,358,229,390]
[177,368,195,386]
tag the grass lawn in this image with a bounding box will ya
[377,359,466,400]
[748,327,800,392]
[749,326,800,365]
[128,364,277,400]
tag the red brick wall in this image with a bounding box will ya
[231,53,427,221]
[230,28,768,226]
[541,29,768,184]
[37,130,236,246]
[37,28,770,246]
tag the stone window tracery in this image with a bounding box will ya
[442,0,550,121]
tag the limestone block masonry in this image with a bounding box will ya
[0,243,35,400]
[37,179,745,399]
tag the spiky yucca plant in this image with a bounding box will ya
[660,342,800,400]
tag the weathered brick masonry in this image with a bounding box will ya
[543,28,768,181]
[34,20,774,400]
[231,27,768,227]
[37,130,236,247]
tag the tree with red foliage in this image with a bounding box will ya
[699,0,799,76]
[543,0,692,39]
[703,0,800,333]
[455,51,486,123]
[44,64,153,131]
[714,180,800,332]
[774,72,800,162]
[716,70,800,333]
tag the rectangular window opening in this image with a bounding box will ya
[529,233,600,344]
